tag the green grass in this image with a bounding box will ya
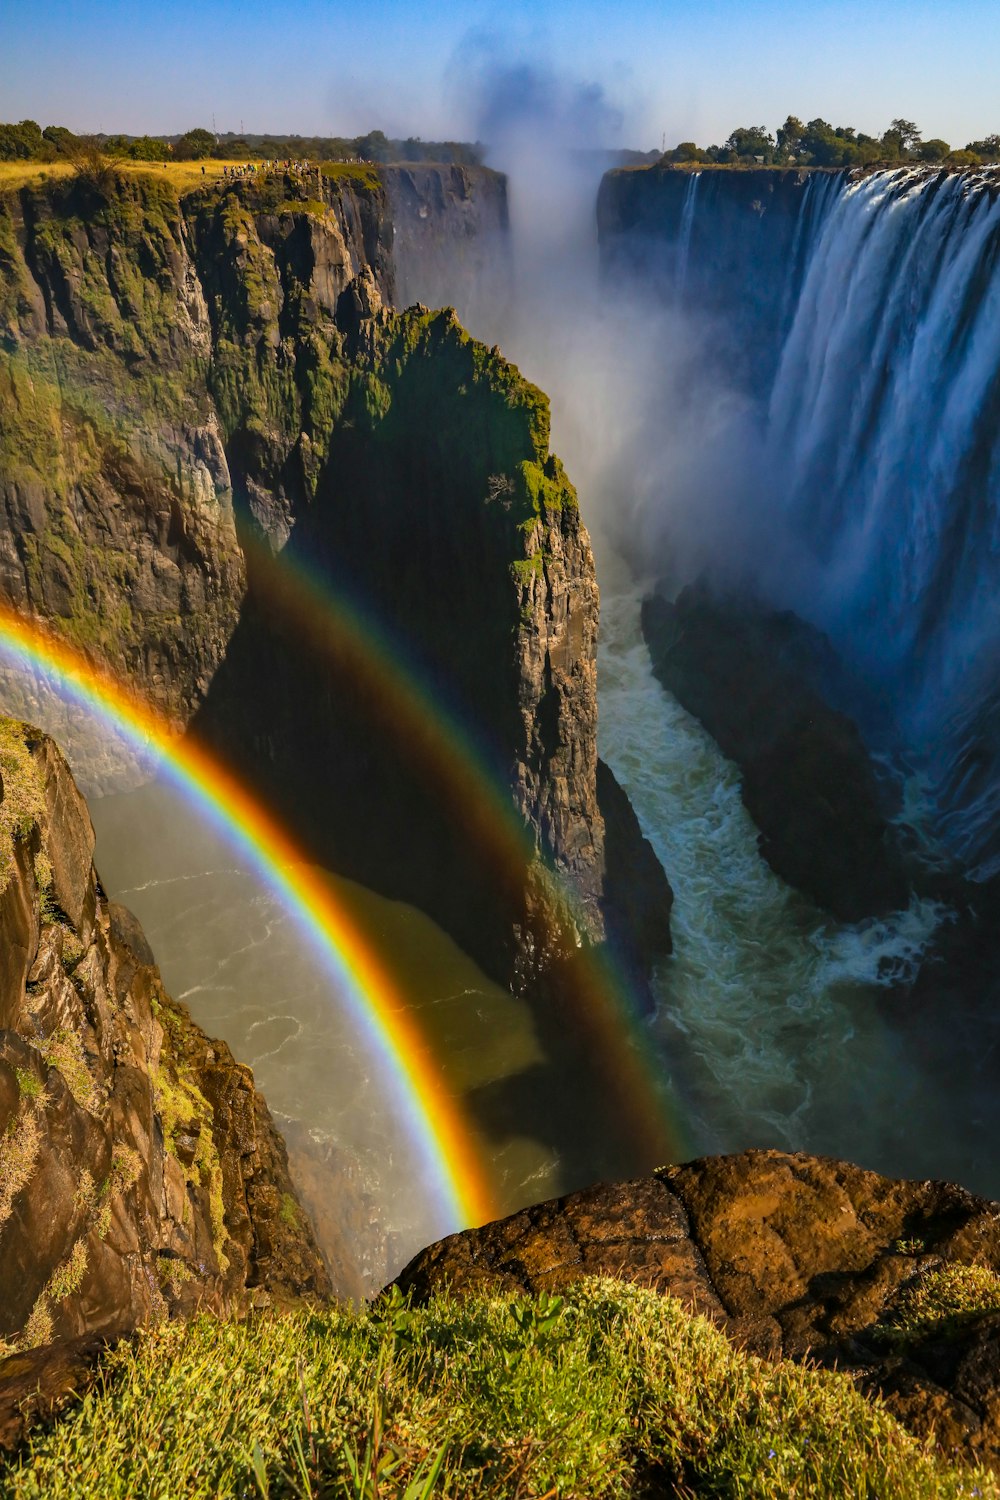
[0,719,46,894]
[877,1262,1000,1346]
[2,1279,995,1498]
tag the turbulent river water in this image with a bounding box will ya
[595,567,971,1184]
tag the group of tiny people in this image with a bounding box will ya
[212,159,314,179]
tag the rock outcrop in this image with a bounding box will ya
[642,584,910,922]
[0,720,329,1395]
[396,1147,1000,1468]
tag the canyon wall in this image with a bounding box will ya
[0,166,669,1008]
[0,719,329,1368]
[383,163,512,331]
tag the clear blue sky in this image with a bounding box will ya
[4,0,997,151]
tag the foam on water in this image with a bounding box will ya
[597,569,956,1175]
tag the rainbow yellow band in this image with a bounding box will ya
[0,601,497,1233]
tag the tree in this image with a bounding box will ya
[917,138,950,162]
[948,149,982,167]
[174,127,216,160]
[354,129,390,162]
[69,136,120,193]
[666,141,707,163]
[725,125,775,162]
[883,118,921,157]
[0,119,44,160]
[776,115,805,155]
[967,134,1000,161]
[42,124,78,156]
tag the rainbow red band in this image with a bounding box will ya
[0,602,497,1234]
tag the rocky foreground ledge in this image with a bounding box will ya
[397,1148,1000,1468]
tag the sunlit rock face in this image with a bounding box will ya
[0,724,330,1370]
[396,1146,1000,1470]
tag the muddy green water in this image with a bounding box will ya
[89,783,568,1267]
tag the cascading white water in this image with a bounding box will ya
[674,171,700,295]
[765,167,1000,873]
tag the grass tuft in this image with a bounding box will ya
[0,719,46,895]
[877,1261,1000,1345]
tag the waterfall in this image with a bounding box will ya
[675,171,701,294]
[765,167,1000,874]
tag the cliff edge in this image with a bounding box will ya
[0,718,329,1439]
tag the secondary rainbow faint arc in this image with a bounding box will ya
[0,600,497,1233]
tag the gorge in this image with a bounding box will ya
[3,145,1000,1449]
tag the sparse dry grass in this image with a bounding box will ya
[0,718,46,894]
[0,1106,41,1229]
[0,159,375,197]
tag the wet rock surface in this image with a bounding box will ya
[641,584,911,922]
[396,1147,1000,1467]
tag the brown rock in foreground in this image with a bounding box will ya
[395,1148,1000,1468]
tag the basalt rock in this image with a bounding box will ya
[395,1147,1000,1468]
[383,163,512,334]
[641,584,910,923]
[0,722,329,1391]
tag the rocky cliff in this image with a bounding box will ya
[383,163,511,334]
[0,166,670,1010]
[397,1147,1000,1469]
[597,164,841,384]
[0,718,328,1421]
[642,584,911,922]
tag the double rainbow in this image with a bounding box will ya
[0,600,497,1233]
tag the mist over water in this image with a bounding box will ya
[88,778,568,1277]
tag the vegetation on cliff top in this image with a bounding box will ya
[2,1279,994,1498]
[662,115,999,168]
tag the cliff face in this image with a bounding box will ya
[396,1147,1000,1469]
[383,163,512,332]
[0,720,329,1370]
[597,165,841,384]
[0,167,670,1002]
[0,169,393,773]
[0,175,243,760]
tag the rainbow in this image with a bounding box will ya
[241,539,686,1165]
[0,600,497,1233]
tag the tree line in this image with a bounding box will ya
[664,118,999,168]
[0,121,484,167]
